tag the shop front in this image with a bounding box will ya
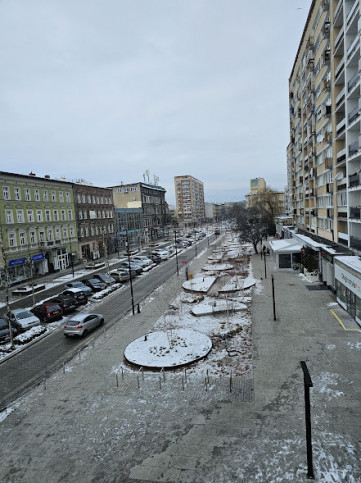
[334,256,361,326]
[6,253,48,285]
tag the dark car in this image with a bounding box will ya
[116,265,138,278]
[61,289,88,305]
[82,278,107,292]
[0,318,18,344]
[64,281,92,294]
[93,273,116,286]
[31,303,63,323]
[118,262,143,275]
[46,295,78,314]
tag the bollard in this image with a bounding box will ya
[137,303,141,314]
[206,369,209,384]
[205,377,208,391]
[159,376,162,390]
[92,339,95,348]
[116,373,119,388]
[139,366,144,381]
[181,377,185,391]
[229,373,232,393]
[78,351,81,361]
[161,367,165,381]
[63,362,65,374]
[43,379,46,390]
[184,368,187,384]
[121,367,124,380]
[137,375,140,390]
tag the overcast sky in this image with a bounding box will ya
[0,0,311,205]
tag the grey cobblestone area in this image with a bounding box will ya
[0,239,360,482]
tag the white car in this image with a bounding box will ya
[131,256,153,267]
[64,313,104,337]
[152,249,169,260]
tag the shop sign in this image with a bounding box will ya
[9,257,25,266]
[32,253,44,261]
[335,263,361,296]
[321,250,333,263]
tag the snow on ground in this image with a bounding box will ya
[313,371,345,399]
[182,276,217,293]
[202,263,233,271]
[124,329,212,368]
[191,299,247,316]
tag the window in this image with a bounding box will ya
[82,194,86,203]
[131,187,137,192]
[5,210,13,223]
[3,186,10,200]
[47,229,53,241]
[59,192,64,202]
[95,226,99,235]
[100,196,104,203]
[80,227,85,237]
[63,226,68,238]
[14,187,21,200]
[36,210,43,222]
[39,231,45,242]
[8,233,16,247]
[52,191,57,202]
[43,190,48,201]
[30,231,36,244]
[88,194,91,203]
[77,193,81,203]
[19,232,26,246]
[25,188,31,201]
[55,227,61,240]
[45,210,51,221]
[124,188,129,193]
[79,210,83,220]
[92,196,96,203]
[91,225,95,236]
[53,210,59,221]
[27,210,34,222]
[67,209,73,220]
[69,225,74,237]
[17,210,24,223]
[34,189,40,201]
[102,210,105,218]
[61,210,66,221]
[66,192,70,202]
[96,196,99,204]
[117,188,122,193]
[83,209,87,219]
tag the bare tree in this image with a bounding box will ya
[227,203,266,254]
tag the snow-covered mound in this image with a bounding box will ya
[124,329,212,368]
[202,263,233,271]
[182,276,217,293]
[191,300,247,316]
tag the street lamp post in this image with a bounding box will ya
[68,237,74,278]
[126,230,135,315]
[0,226,15,350]
[174,230,179,276]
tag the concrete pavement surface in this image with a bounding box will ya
[0,241,360,482]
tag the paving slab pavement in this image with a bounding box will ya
[0,243,360,482]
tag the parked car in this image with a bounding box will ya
[131,256,153,267]
[93,273,116,286]
[118,262,143,275]
[61,289,88,305]
[82,278,107,292]
[149,253,162,264]
[64,281,92,294]
[151,249,169,260]
[8,309,41,332]
[110,270,130,283]
[64,313,104,337]
[116,265,138,278]
[46,294,78,314]
[0,318,18,343]
[31,303,63,323]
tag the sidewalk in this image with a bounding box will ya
[0,245,360,482]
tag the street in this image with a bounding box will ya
[0,236,213,409]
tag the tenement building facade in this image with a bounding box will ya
[287,0,360,249]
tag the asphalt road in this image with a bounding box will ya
[0,236,214,409]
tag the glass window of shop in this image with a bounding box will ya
[336,279,347,308]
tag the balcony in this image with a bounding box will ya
[349,172,360,187]
[347,35,360,60]
[350,236,361,250]
[336,87,345,107]
[335,57,345,78]
[348,70,360,92]
[348,106,360,124]
[334,26,344,51]
[350,207,361,219]
[346,0,359,26]
[349,139,360,156]
[336,118,346,136]
[337,147,346,164]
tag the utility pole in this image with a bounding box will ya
[26,239,36,306]
[126,230,135,315]
[102,232,110,275]
[68,237,74,278]
[0,224,15,349]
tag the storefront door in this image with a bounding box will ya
[346,288,356,319]
[58,254,67,271]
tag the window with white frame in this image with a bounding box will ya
[95,226,99,235]
[39,230,45,242]
[51,191,57,201]
[92,196,96,203]
[102,210,105,218]
[34,189,40,201]
[3,186,10,200]
[36,210,43,222]
[130,187,136,192]
[43,190,48,201]
[63,226,68,238]
[29,231,36,244]
[53,210,58,221]
[66,192,70,202]
[61,210,66,221]
[8,233,16,247]
[338,192,347,206]
[96,196,99,203]
[17,210,24,223]
[47,228,53,241]
[5,210,13,223]
[88,194,91,203]
[82,194,86,203]
[101,196,104,203]
[69,225,74,237]
[79,210,83,219]
[25,188,31,201]
[59,191,64,202]
[83,209,87,219]
[55,227,61,240]
[19,231,26,246]
[27,210,34,222]
[85,226,89,237]
[80,227,84,237]
[67,209,73,220]
[77,193,81,203]
[91,225,94,236]
[45,210,51,221]
[14,187,21,200]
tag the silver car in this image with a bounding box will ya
[63,313,104,337]
[9,309,41,332]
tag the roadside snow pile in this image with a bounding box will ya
[14,326,47,344]
[124,329,212,368]
[219,277,242,293]
[182,276,217,293]
[191,299,247,316]
[202,263,233,271]
[242,277,257,290]
[92,283,123,300]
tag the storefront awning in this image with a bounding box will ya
[269,239,303,254]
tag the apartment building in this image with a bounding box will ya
[174,175,205,227]
[72,183,115,260]
[287,0,360,249]
[245,178,285,215]
[0,171,78,284]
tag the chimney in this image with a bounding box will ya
[44,175,50,179]
[29,172,36,176]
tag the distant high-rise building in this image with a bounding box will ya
[174,175,205,227]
